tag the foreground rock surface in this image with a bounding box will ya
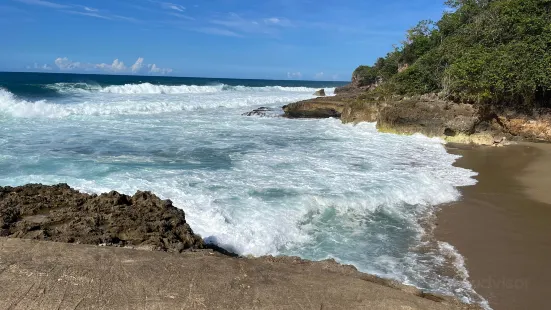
[0,184,204,252]
[0,238,480,310]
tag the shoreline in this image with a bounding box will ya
[437,142,551,310]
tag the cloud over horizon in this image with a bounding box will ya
[46,57,173,75]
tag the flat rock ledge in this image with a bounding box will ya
[282,95,551,145]
[0,184,481,309]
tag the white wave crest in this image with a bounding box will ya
[0,88,59,118]
[0,87,325,118]
[44,82,335,95]
[100,83,225,94]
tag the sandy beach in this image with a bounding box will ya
[437,143,551,310]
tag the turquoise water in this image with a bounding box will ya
[0,72,486,306]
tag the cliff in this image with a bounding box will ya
[281,0,551,144]
[283,92,551,145]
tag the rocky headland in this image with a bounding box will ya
[275,0,551,147]
[279,81,551,146]
[0,184,480,310]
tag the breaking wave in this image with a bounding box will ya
[42,82,335,95]
[0,87,326,118]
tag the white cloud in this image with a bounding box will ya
[38,63,52,70]
[162,2,185,12]
[170,12,195,20]
[14,0,68,9]
[52,57,172,75]
[96,59,127,72]
[148,64,173,75]
[131,57,144,73]
[287,72,302,79]
[16,1,137,22]
[196,27,242,37]
[55,57,82,70]
[65,10,113,20]
[314,72,324,79]
[209,13,292,36]
[29,63,52,71]
[263,17,291,26]
[264,17,280,24]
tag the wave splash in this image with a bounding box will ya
[44,82,334,95]
[0,86,329,118]
[0,88,56,118]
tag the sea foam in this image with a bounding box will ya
[43,82,335,95]
[0,86,332,118]
[0,80,487,308]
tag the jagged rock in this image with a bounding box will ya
[313,89,326,97]
[335,72,381,95]
[377,100,480,137]
[242,107,279,117]
[497,113,551,142]
[0,184,205,252]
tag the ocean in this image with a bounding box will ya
[0,72,486,306]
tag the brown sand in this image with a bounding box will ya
[436,143,551,310]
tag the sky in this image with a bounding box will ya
[0,0,447,80]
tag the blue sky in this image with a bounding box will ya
[1,0,446,80]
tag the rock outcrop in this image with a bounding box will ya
[313,89,326,96]
[335,71,382,96]
[282,95,551,145]
[242,107,279,117]
[283,97,347,118]
[496,112,551,142]
[0,184,205,252]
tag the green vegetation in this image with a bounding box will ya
[355,0,551,109]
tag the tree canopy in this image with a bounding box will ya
[355,0,551,109]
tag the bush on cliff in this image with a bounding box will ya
[353,0,551,110]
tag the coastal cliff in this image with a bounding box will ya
[0,184,480,310]
[283,94,551,145]
[281,0,551,145]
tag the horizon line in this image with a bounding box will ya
[0,70,350,84]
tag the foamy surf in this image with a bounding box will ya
[42,82,335,95]
[0,86,332,118]
[0,74,488,309]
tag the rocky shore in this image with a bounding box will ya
[0,184,204,252]
[0,184,480,310]
[278,84,551,146]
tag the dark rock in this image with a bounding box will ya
[242,107,279,117]
[313,89,326,97]
[0,184,205,252]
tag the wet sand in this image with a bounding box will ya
[437,143,551,310]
